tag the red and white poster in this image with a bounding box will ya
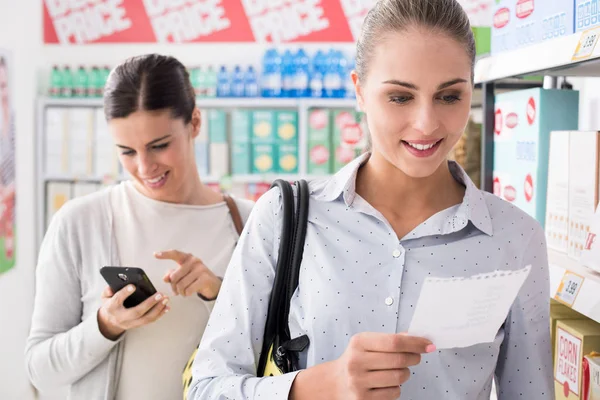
[43,0,368,44]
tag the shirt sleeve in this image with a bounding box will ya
[495,223,555,399]
[24,201,122,390]
[187,188,301,400]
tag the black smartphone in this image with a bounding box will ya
[100,266,157,309]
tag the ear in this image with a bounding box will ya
[190,107,201,140]
[351,70,365,112]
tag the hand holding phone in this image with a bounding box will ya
[98,267,170,340]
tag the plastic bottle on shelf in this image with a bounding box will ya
[87,66,100,97]
[231,65,245,97]
[102,66,111,89]
[244,65,259,97]
[345,55,356,99]
[217,65,231,97]
[294,48,309,98]
[324,49,341,98]
[205,66,217,97]
[190,67,200,97]
[281,49,295,98]
[74,66,88,97]
[336,51,348,98]
[49,65,62,97]
[309,50,325,98]
[261,48,282,98]
[61,66,74,97]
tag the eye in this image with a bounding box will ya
[152,143,170,151]
[438,94,461,104]
[389,95,413,105]
[121,149,135,156]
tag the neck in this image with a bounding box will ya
[356,152,464,213]
[180,168,223,206]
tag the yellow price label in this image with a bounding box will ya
[554,270,584,307]
[572,27,600,61]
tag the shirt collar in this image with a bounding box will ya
[312,153,494,237]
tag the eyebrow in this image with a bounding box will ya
[116,134,172,150]
[382,78,468,91]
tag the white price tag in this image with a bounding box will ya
[554,271,584,307]
[573,28,600,61]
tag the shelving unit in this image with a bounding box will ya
[35,96,357,248]
[475,28,600,323]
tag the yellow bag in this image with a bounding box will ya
[182,180,310,399]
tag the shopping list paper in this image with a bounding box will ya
[407,265,531,349]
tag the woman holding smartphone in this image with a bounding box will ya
[188,1,554,399]
[25,54,253,399]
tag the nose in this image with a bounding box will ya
[412,102,440,136]
[137,152,158,177]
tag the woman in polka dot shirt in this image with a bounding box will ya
[187,0,554,399]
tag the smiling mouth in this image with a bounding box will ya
[401,139,444,157]
[143,171,169,187]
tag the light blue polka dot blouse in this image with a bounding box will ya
[188,153,554,400]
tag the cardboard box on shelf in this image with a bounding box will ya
[581,204,600,273]
[46,182,72,229]
[232,143,252,175]
[196,110,209,178]
[68,108,94,177]
[252,110,276,144]
[45,108,69,175]
[568,131,600,260]
[493,88,579,227]
[208,110,229,178]
[252,144,276,174]
[307,109,332,175]
[94,108,119,179]
[276,111,299,174]
[208,110,227,144]
[576,0,600,33]
[277,143,299,174]
[546,131,571,253]
[332,110,364,172]
[550,300,586,361]
[555,319,600,400]
[583,353,600,400]
[231,110,252,144]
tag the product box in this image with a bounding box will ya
[252,110,276,144]
[208,110,227,144]
[231,110,252,144]
[492,0,516,55]
[93,108,119,179]
[232,143,252,175]
[568,131,600,260]
[332,110,364,172]
[46,182,72,228]
[493,88,579,227]
[550,300,586,360]
[276,111,299,174]
[581,204,600,273]
[45,108,69,175]
[252,144,276,174]
[68,108,94,177]
[307,109,332,175]
[209,143,229,178]
[583,353,600,400]
[576,0,600,33]
[546,131,571,253]
[195,110,209,178]
[555,319,600,400]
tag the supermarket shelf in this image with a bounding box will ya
[230,174,331,183]
[475,30,600,83]
[39,97,357,109]
[43,174,126,183]
[43,174,332,185]
[548,249,600,324]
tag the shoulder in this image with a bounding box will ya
[481,190,545,240]
[51,186,115,229]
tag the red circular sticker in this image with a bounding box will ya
[527,97,536,125]
[336,146,355,163]
[341,123,363,145]
[309,110,328,130]
[506,112,519,129]
[563,381,570,397]
[503,185,516,202]
[335,111,355,129]
[524,174,534,202]
[493,177,501,196]
[494,109,503,136]
[310,145,330,165]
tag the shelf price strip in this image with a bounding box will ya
[554,270,585,307]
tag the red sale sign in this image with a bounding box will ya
[43,0,362,44]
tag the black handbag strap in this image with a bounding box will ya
[257,179,309,375]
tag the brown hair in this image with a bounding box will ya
[356,0,475,81]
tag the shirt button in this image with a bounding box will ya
[385,297,394,306]
[393,249,402,258]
